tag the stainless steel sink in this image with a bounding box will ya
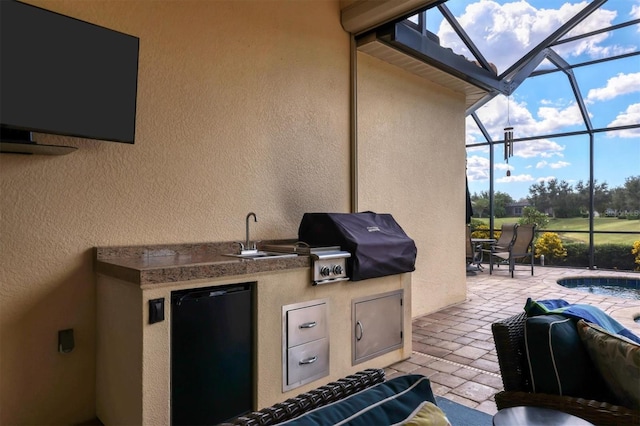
[223,251,298,260]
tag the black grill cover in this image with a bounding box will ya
[298,212,417,281]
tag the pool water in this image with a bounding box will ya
[557,277,640,300]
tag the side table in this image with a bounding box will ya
[493,406,594,426]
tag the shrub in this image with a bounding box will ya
[469,218,485,231]
[534,232,567,263]
[563,242,637,270]
[519,207,549,230]
[596,244,638,270]
[470,224,488,238]
[633,241,640,271]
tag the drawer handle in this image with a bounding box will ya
[299,321,317,329]
[356,321,364,341]
[299,356,317,365]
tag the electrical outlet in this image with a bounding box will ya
[58,329,74,353]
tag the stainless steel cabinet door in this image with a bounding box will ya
[352,290,403,364]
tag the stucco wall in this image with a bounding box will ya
[356,53,467,317]
[0,1,466,424]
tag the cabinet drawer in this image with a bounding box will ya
[287,302,327,347]
[287,338,329,386]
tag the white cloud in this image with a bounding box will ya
[437,1,621,74]
[536,159,570,169]
[606,103,640,138]
[497,173,536,183]
[466,154,490,181]
[466,145,490,154]
[586,73,640,102]
[472,95,585,142]
[631,4,640,21]
[512,139,566,158]
[536,175,557,183]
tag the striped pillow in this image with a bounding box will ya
[279,375,438,426]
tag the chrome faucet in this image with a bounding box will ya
[245,212,257,251]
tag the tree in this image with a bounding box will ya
[575,180,611,214]
[610,187,627,212]
[473,197,489,218]
[528,179,593,218]
[494,191,514,218]
[528,181,551,213]
[553,180,581,218]
[623,176,640,211]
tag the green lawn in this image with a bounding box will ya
[475,217,640,245]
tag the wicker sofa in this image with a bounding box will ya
[224,369,446,425]
[492,312,640,426]
[224,369,385,425]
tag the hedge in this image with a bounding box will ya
[549,242,638,270]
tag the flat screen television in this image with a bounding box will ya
[0,0,139,154]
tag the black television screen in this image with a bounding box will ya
[0,0,139,145]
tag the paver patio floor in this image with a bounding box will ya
[386,266,640,416]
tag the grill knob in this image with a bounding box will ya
[332,264,343,275]
[320,266,331,277]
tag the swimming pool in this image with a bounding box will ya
[557,277,640,300]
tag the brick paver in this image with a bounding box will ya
[386,267,640,416]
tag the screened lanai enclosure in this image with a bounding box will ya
[351,0,640,270]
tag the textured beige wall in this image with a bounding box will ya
[356,53,467,317]
[0,1,466,424]
[0,1,350,424]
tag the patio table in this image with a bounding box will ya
[493,406,594,426]
[470,238,496,270]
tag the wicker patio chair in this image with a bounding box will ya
[491,312,640,426]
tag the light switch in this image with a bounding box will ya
[149,298,165,324]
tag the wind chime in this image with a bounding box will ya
[504,95,514,176]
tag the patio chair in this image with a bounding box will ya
[481,223,516,270]
[493,222,518,251]
[491,312,640,426]
[489,224,536,277]
[466,226,482,271]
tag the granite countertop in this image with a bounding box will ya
[95,241,310,285]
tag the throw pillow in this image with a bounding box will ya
[576,320,640,410]
[403,401,451,426]
[524,315,610,400]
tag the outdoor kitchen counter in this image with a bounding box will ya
[94,240,309,285]
[95,240,413,426]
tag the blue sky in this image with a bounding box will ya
[426,0,640,200]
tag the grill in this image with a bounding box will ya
[298,212,417,282]
[261,243,351,285]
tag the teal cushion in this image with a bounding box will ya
[524,315,610,400]
[280,375,436,426]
